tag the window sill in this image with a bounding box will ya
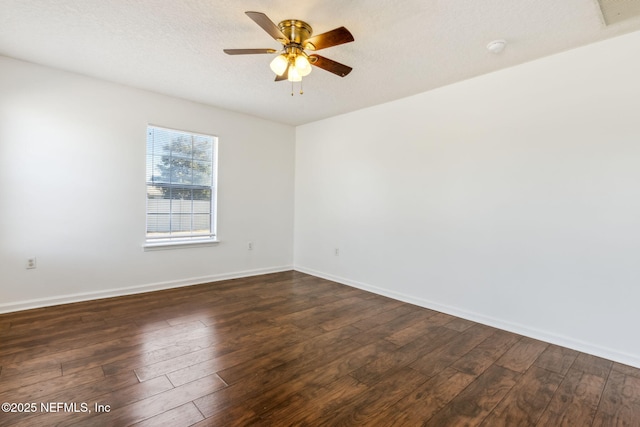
[143,239,220,251]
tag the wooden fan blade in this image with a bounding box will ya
[305,27,354,51]
[223,48,277,55]
[245,11,289,44]
[275,67,289,82]
[309,55,352,77]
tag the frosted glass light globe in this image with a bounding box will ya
[270,54,288,76]
[295,55,312,76]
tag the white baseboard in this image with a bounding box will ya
[0,265,294,314]
[294,265,640,369]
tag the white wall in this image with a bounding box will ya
[0,56,295,312]
[295,31,640,367]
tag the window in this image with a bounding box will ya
[145,126,217,247]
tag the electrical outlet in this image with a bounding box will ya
[335,248,339,256]
[26,257,37,269]
[248,241,253,250]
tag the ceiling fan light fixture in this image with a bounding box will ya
[287,65,302,82]
[270,54,288,76]
[224,11,354,91]
[295,54,312,76]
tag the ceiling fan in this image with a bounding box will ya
[223,11,354,88]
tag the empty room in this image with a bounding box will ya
[1,1,640,425]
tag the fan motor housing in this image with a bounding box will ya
[278,20,313,46]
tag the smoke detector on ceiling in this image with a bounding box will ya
[487,40,507,54]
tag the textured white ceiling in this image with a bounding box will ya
[1,0,640,126]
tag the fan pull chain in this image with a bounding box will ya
[290,81,304,96]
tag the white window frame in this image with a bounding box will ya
[143,125,219,250]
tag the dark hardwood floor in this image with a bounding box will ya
[1,271,639,426]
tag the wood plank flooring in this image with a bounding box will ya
[1,271,639,426]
